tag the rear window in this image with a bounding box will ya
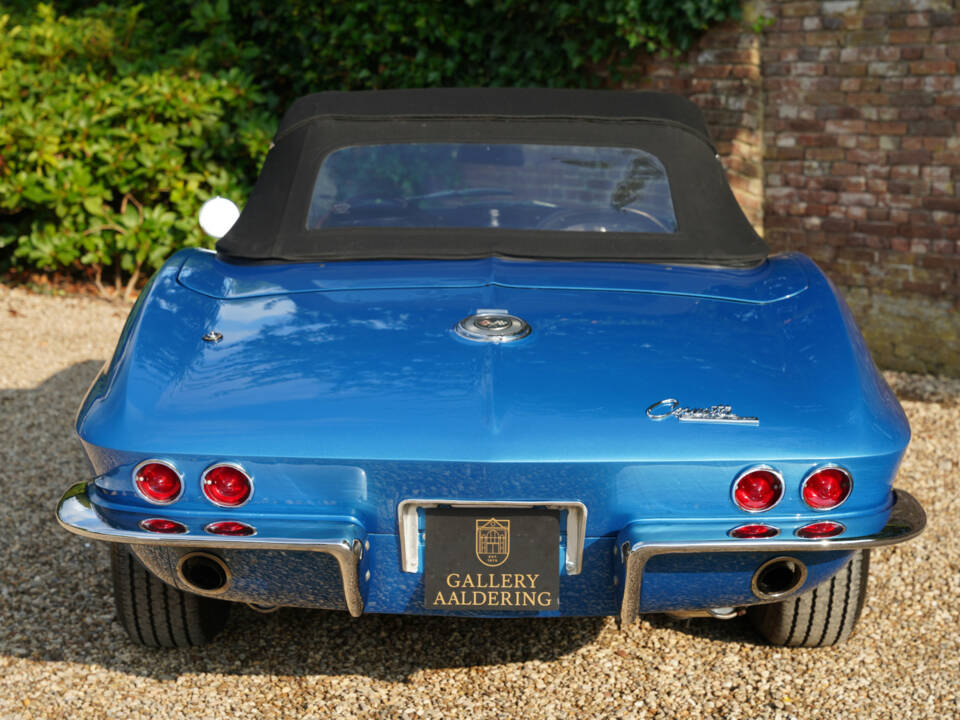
[307,143,677,234]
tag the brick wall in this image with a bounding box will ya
[624,20,766,233]
[627,0,960,376]
[763,0,959,375]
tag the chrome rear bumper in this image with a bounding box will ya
[58,481,925,623]
[56,482,366,617]
[617,488,926,625]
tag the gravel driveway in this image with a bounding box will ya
[0,285,956,719]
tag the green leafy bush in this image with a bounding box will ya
[1,1,740,291]
[0,4,272,295]
[144,0,742,105]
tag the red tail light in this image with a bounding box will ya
[205,520,256,536]
[134,461,182,504]
[139,518,188,534]
[732,467,784,512]
[801,466,852,510]
[796,521,845,538]
[202,464,253,507]
[729,524,779,539]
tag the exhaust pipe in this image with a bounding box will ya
[177,552,231,595]
[751,556,807,601]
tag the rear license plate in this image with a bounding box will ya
[424,508,559,611]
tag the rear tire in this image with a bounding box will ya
[110,544,231,647]
[748,550,870,647]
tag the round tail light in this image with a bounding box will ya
[202,464,253,507]
[801,466,852,510]
[796,521,845,538]
[205,520,256,536]
[729,524,780,539]
[732,467,784,512]
[134,461,182,504]
[139,518,188,534]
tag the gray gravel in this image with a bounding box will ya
[0,284,957,719]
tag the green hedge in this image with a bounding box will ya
[0,5,273,294]
[141,0,743,101]
[0,1,740,290]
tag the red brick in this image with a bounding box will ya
[908,120,954,136]
[831,162,860,175]
[922,45,948,61]
[931,12,960,27]
[923,198,960,212]
[856,222,899,236]
[781,2,822,18]
[822,218,855,233]
[866,121,908,135]
[618,8,960,338]
[846,149,887,164]
[890,91,936,107]
[932,27,960,42]
[889,28,931,43]
[808,148,846,161]
[888,150,933,164]
[909,60,957,74]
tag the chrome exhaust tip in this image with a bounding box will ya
[751,556,807,601]
[177,551,231,595]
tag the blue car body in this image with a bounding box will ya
[57,89,924,644]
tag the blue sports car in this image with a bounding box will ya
[57,89,925,648]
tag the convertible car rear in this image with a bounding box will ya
[58,89,925,648]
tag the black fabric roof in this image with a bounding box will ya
[217,89,768,266]
[275,88,712,141]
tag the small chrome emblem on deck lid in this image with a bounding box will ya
[646,398,759,426]
[456,309,531,343]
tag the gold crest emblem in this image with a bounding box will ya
[475,518,510,567]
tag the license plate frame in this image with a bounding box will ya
[424,507,560,611]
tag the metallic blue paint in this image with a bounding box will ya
[74,247,912,616]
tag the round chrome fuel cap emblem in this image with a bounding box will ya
[456,310,531,343]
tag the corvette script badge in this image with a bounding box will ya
[646,398,759,426]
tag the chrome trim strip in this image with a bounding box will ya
[132,458,184,505]
[730,464,785,513]
[800,463,853,511]
[397,499,588,575]
[56,482,364,617]
[618,488,926,626]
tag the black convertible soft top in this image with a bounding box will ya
[217,88,768,266]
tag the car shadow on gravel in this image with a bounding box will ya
[1,360,763,682]
[643,612,763,646]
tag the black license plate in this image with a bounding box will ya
[424,508,559,611]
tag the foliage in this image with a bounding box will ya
[0,4,272,296]
[141,0,742,104]
[1,1,740,291]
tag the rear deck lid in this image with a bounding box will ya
[178,251,807,305]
